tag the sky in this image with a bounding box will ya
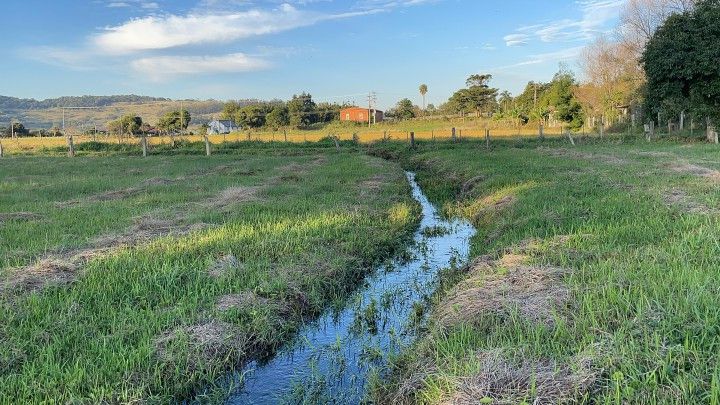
[0,0,625,109]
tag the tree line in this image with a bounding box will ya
[219,93,351,130]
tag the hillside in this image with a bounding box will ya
[0,95,229,130]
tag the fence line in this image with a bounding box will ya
[0,124,705,154]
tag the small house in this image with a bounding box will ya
[340,107,384,124]
[207,120,237,134]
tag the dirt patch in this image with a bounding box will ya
[0,212,42,224]
[668,162,720,182]
[155,320,249,371]
[663,189,714,214]
[207,254,242,279]
[1,259,78,295]
[207,186,261,210]
[447,349,598,405]
[435,254,569,328]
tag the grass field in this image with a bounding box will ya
[0,149,419,402]
[368,138,720,403]
[2,135,719,403]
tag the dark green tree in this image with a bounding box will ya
[266,105,290,129]
[392,98,416,120]
[545,69,585,130]
[642,0,720,125]
[288,93,317,128]
[447,74,499,116]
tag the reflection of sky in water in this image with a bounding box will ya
[225,172,476,404]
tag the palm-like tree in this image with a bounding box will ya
[419,84,428,111]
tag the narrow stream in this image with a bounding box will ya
[226,172,476,404]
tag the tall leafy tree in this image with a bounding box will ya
[288,92,317,128]
[266,105,290,129]
[447,74,498,116]
[642,0,720,125]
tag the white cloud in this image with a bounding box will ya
[93,3,380,54]
[504,0,624,46]
[504,33,529,47]
[492,46,586,70]
[131,53,270,81]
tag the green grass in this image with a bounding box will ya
[369,137,720,404]
[0,148,419,402]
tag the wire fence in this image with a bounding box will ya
[0,126,575,154]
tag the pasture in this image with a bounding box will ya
[0,149,417,402]
[1,135,719,403]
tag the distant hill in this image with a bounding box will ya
[0,95,238,130]
[0,95,172,110]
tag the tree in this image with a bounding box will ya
[620,0,696,57]
[3,122,29,138]
[545,69,585,130]
[419,84,428,111]
[119,114,142,136]
[287,93,317,128]
[579,37,643,125]
[391,99,416,120]
[642,0,720,127]
[266,105,290,130]
[447,74,498,117]
[158,110,190,133]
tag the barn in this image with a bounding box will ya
[339,107,384,124]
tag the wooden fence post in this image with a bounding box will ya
[451,127,456,142]
[333,135,340,150]
[67,135,75,157]
[410,131,415,149]
[707,118,718,144]
[485,129,490,149]
[204,135,211,156]
[246,132,251,142]
[649,121,655,140]
[142,136,148,157]
[431,130,434,141]
[566,129,575,146]
[284,129,288,142]
[0,140,3,157]
[353,133,359,143]
[538,124,544,141]
[383,131,387,141]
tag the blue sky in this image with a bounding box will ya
[0,0,624,109]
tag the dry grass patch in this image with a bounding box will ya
[539,148,629,165]
[446,349,598,405]
[1,258,77,295]
[435,254,570,328]
[662,189,714,214]
[216,292,268,311]
[206,186,262,210]
[155,320,249,372]
[0,212,42,223]
[668,162,720,182]
[207,254,242,279]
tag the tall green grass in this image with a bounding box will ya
[371,138,720,403]
[0,151,418,402]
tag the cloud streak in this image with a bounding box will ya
[131,53,271,81]
[504,0,624,46]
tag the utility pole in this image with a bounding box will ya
[367,91,377,128]
[10,119,14,139]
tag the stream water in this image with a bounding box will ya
[225,172,476,404]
